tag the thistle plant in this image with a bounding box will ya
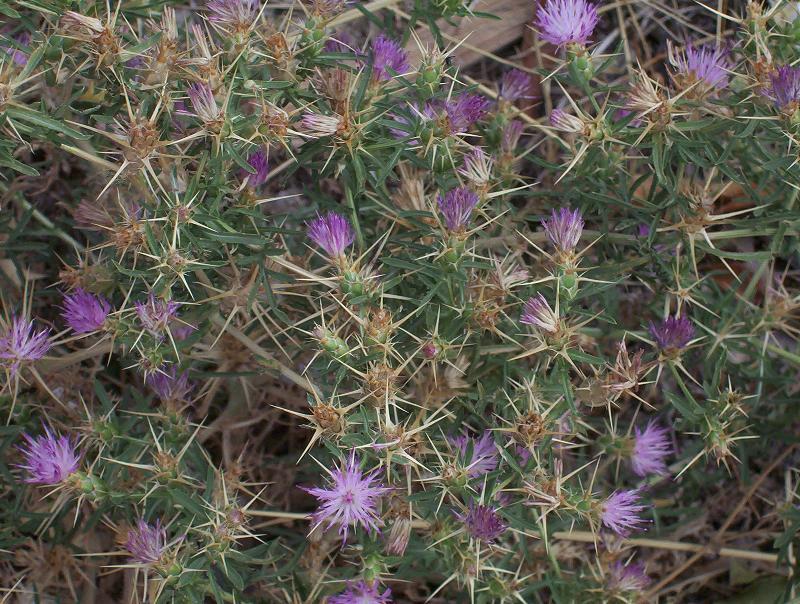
[1,0,800,602]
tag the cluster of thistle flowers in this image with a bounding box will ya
[5,0,800,600]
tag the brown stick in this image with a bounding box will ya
[645,445,797,597]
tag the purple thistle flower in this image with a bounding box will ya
[450,431,499,478]
[306,211,355,258]
[600,489,648,536]
[147,367,193,403]
[550,108,585,133]
[520,294,559,333]
[207,0,259,29]
[631,421,671,477]
[437,187,479,233]
[501,119,524,154]
[17,426,80,484]
[241,147,270,188]
[135,294,180,336]
[671,43,730,91]
[324,32,355,54]
[543,207,584,252]
[126,518,167,565]
[61,288,112,334]
[765,65,800,111]
[329,580,392,604]
[456,502,507,542]
[535,0,600,48]
[608,560,651,592]
[2,32,30,66]
[445,93,490,133]
[173,322,197,341]
[186,82,221,124]
[0,316,50,376]
[370,35,409,82]
[303,450,390,541]
[500,69,535,102]
[649,315,694,352]
[300,112,342,137]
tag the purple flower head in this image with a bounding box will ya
[631,421,671,477]
[207,0,259,29]
[135,294,180,336]
[458,148,493,187]
[449,431,498,478]
[543,207,584,253]
[17,426,80,484]
[302,450,390,541]
[370,35,408,82]
[2,32,30,66]
[600,489,648,536]
[672,43,730,91]
[636,224,651,238]
[147,367,193,403]
[306,211,355,258]
[520,294,559,333]
[766,65,800,111]
[456,502,507,542]
[126,518,167,565]
[501,119,524,154]
[550,108,585,133]
[437,187,479,233]
[324,31,355,54]
[535,0,600,48]
[445,93,490,133]
[61,288,112,334]
[608,560,651,592]
[241,147,269,188]
[329,580,392,604]
[649,315,694,352]
[0,316,50,376]
[500,69,535,102]
[515,445,532,465]
[173,322,197,341]
[186,82,221,124]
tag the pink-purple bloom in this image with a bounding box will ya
[500,69,535,102]
[456,502,507,542]
[535,0,599,48]
[649,315,694,351]
[329,580,392,604]
[520,294,559,333]
[425,93,490,135]
[608,560,651,592]
[370,35,408,81]
[501,119,524,154]
[135,294,180,336]
[241,147,270,188]
[543,207,584,253]
[61,288,112,334]
[17,426,80,484]
[600,489,648,536]
[126,518,167,565]
[631,421,671,477]
[303,450,390,541]
[450,431,499,478]
[2,32,29,66]
[306,211,355,257]
[0,316,50,376]
[437,187,479,232]
[207,0,259,29]
[186,82,221,124]
[147,367,193,403]
[672,43,730,91]
[765,65,800,111]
